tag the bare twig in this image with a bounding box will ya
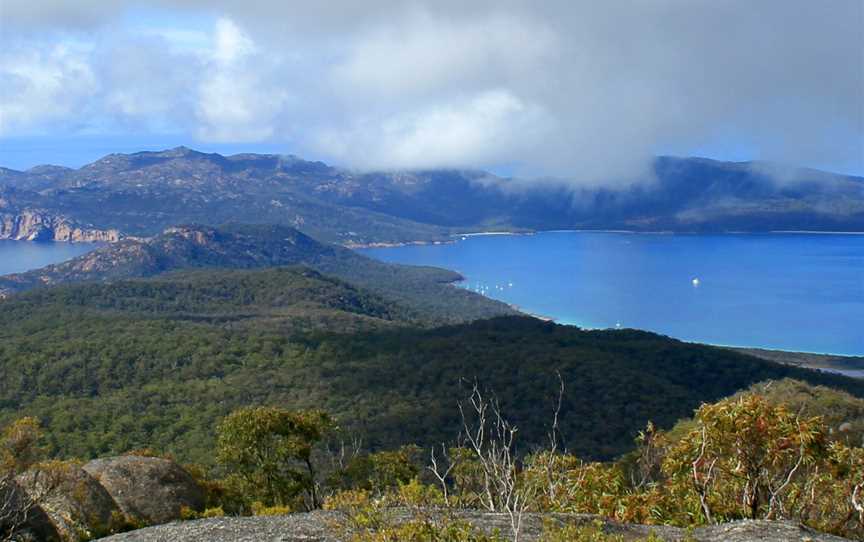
[457,380,536,542]
[692,427,716,524]
[428,444,456,507]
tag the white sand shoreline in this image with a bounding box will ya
[456,231,532,237]
[506,304,864,358]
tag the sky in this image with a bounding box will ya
[0,1,862,181]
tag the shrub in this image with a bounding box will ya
[216,407,335,510]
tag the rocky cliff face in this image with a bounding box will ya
[0,211,120,242]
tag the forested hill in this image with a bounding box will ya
[5,267,410,334]
[1,147,862,245]
[0,223,513,323]
[0,270,860,464]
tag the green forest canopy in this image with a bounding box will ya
[1,266,861,465]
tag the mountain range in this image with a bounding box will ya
[1,148,862,245]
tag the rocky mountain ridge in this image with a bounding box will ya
[0,147,451,245]
[1,147,861,245]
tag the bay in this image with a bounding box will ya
[360,232,864,356]
[0,241,98,275]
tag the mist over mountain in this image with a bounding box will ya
[0,148,861,246]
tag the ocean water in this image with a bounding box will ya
[0,241,98,275]
[360,232,864,356]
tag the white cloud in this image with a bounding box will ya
[195,18,290,142]
[0,1,861,180]
[0,42,97,135]
[331,12,556,100]
[97,34,199,129]
[134,27,211,53]
[212,17,255,63]
[316,89,549,171]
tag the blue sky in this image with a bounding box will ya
[1,1,861,180]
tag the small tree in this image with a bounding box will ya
[339,445,422,493]
[662,395,826,523]
[0,418,43,473]
[216,407,334,511]
[629,422,668,491]
[810,442,864,538]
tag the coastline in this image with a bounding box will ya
[343,239,455,249]
[507,304,555,322]
[724,346,864,379]
[501,296,864,361]
[723,346,864,366]
[511,306,864,375]
[7,227,864,248]
[456,231,534,237]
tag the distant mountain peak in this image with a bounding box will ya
[153,146,205,158]
[161,224,223,245]
[126,146,216,161]
[26,164,73,174]
[163,223,218,235]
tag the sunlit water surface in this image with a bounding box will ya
[0,241,98,275]
[360,232,864,356]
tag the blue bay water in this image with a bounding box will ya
[360,232,864,356]
[0,241,98,275]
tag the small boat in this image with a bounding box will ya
[692,278,700,286]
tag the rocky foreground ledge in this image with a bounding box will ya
[8,455,204,541]
[100,510,850,542]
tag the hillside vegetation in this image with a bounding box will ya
[0,268,861,466]
[0,223,514,323]
[5,378,863,540]
[5,267,408,334]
